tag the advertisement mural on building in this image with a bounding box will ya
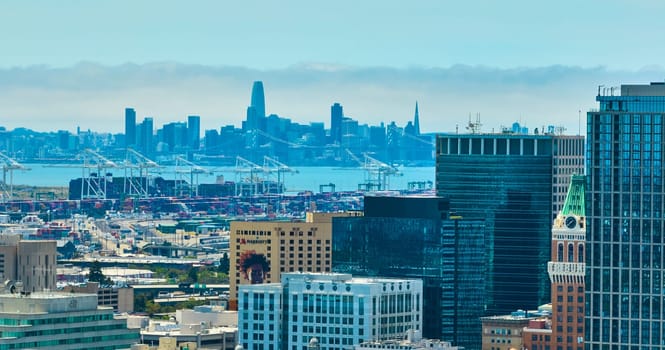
[238,249,271,284]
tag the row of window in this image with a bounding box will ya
[2,323,127,338]
[0,332,137,350]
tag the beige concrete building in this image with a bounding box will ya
[0,234,56,293]
[228,211,361,306]
[481,314,534,350]
[62,281,135,313]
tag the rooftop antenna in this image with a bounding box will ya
[578,110,581,136]
[466,113,482,134]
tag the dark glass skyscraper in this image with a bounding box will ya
[586,82,665,348]
[250,81,266,120]
[124,107,136,147]
[246,81,266,131]
[436,132,584,315]
[245,81,267,150]
[187,115,200,150]
[330,102,343,144]
[332,195,485,349]
[138,117,154,156]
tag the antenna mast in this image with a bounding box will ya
[466,113,483,134]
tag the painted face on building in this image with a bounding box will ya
[248,263,265,284]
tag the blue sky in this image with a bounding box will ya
[1,1,664,133]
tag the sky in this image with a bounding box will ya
[1,0,665,134]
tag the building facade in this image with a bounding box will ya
[435,132,584,315]
[0,292,139,349]
[0,235,56,293]
[187,115,200,150]
[229,211,361,306]
[125,107,136,147]
[548,175,585,349]
[521,319,552,350]
[332,195,485,349]
[480,313,534,350]
[586,82,665,348]
[238,272,423,350]
[62,281,135,313]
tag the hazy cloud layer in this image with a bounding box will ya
[1,63,663,135]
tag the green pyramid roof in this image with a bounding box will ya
[561,174,585,217]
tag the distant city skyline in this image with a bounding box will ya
[2,1,665,134]
[2,63,665,136]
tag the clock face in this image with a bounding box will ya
[565,216,577,229]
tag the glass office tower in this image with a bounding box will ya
[436,133,584,316]
[586,82,665,348]
[331,195,485,349]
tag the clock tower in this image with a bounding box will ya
[548,174,585,350]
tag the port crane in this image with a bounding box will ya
[77,148,119,200]
[0,152,29,201]
[361,153,402,191]
[234,157,264,196]
[346,149,401,191]
[175,156,211,197]
[263,156,298,193]
[123,148,161,199]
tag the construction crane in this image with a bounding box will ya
[123,148,161,199]
[0,152,29,201]
[77,148,119,200]
[175,156,211,197]
[263,156,298,193]
[234,157,264,196]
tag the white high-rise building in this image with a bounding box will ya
[238,272,423,350]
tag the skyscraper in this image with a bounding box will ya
[187,115,200,150]
[124,107,136,147]
[586,82,665,348]
[332,195,485,349]
[250,81,266,120]
[548,174,585,350]
[138,117,154,156]
[435,131,584,315]
[245,81,266,132]
[414,101,421,135]
[330,102,343,144]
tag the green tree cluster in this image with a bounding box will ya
[87,260,113,285]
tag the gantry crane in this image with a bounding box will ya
[77,149,119,200]
[0,152,29,202]
[123,148,161,199]
[263,156,298,193]
[175,156,211,197]
[234,156,264,196]
[362,153,402,191]
[346,149,401,191]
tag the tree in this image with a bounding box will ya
[187,266,199,283]
[87,260,113,285]
[219,252,230,274]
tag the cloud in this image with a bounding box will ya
[0,63,663,135]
